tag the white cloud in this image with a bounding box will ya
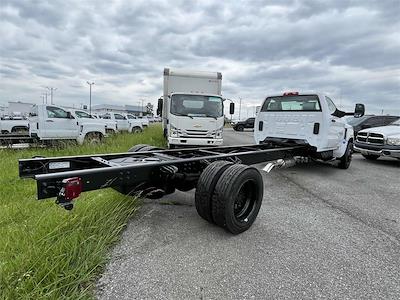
[0,0,399,115]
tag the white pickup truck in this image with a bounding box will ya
[0,117,29,134]
[71,109,117,134]
[29,105,106,144]
[254,92,365,169]
[125,114,144,133]
[100,112,142,133]
[354,118,400,160]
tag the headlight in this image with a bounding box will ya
[216,127,223,138]
[170,125,180,137]
[387,137,400,145]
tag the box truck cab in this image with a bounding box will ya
[159,68,233,148]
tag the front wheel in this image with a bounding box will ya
[84,132,102,144]
[131,126,142,134]
[338,140,353,169]
[236,125,244,131]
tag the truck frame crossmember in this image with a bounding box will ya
[19,143,306,200]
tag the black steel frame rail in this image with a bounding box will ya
[19,144,306,200]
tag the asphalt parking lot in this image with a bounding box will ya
[97,128,400,299]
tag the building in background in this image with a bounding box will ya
[7,101,35,117]
[91,104,145,116]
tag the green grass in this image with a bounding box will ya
[0,125,166,299]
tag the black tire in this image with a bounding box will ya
[140,145,162,152]
[212,164,263,234]
[362,154,380,160]
[236,125,244,131]
[195,161,233,223]
[338,140,353,169]
[128,144,149,152]
[84,132,102,144]
[131,126,142,134]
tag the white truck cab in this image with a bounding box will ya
[159,68,234,148]
[100,112,130,132]
[71,109,117,134]
[29,105,106,144]
[254,92,365,168]
[125,114,144,133]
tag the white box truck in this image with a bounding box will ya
[158,68,234,148]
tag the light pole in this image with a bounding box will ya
[238,97,242,120]
[43,92,49,104]
[87,81,95,114]
[46,87,57,104]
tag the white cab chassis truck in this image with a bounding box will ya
[71,109,117,135]
[125,114,144,133]
[18,92,363,235]
[101,112,142,133]
[29,105,106,145]
[255,92,364,169]
[0,118,29,134]
[159,68,233,148]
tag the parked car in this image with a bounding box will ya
[354,118,400,160]
[232,117,255,131]
[347,115,399,137]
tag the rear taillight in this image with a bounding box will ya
[62,177,83,201]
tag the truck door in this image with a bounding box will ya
[325,97,345,149]
[114,113,129,131]
[44,106,78,138]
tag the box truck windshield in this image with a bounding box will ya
[170,94,223,118]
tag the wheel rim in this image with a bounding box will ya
[234,179,257,222]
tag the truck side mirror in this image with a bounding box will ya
[229,102,235,115]
[157,98,163,116]
[354,103,365,118]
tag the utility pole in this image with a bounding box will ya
[87,81,95,115]
[46,87,57,104]
[238,97,242,120]
[43,92,49,104]
[141,99,144,115]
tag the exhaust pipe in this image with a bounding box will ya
[262,157,309,173]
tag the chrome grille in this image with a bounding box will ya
[356,132,384,145]
[181,129,212,138]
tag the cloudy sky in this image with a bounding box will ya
[0,0,399,116]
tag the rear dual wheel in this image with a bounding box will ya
[195,162,263,234]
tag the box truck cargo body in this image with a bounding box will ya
[161,68,225,148]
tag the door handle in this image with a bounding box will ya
[331,119,336,123]
[46,120,54,122]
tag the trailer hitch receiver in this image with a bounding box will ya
[56,177,82,210]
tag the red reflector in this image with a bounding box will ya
[283,92,299,96]
[62,177,82,201]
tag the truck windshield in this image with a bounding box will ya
[75,111,92,118]
[261,95,321,112]
[391,119,400,126]
[170,94,223,118]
